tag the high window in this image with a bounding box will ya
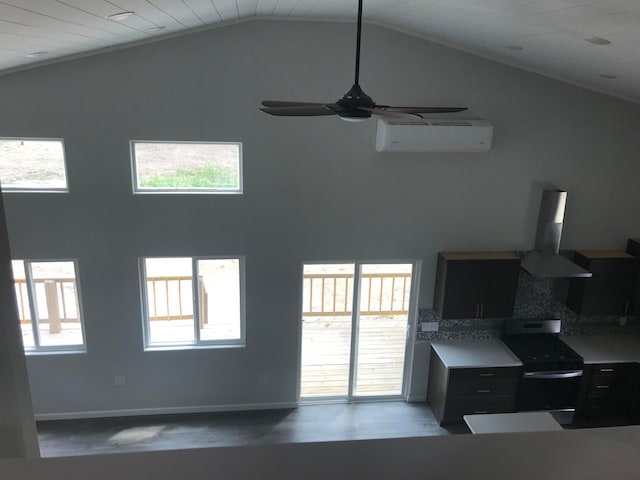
[140,256,245,348]
[11,260,86,352]
[131,141,243,194]
[0,138,68,192]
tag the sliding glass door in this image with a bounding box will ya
[299,261,418,401]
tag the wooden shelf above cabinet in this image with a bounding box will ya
[439,251,519,261]
[577,250,634,259]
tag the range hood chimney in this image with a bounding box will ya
[521,189,592,278]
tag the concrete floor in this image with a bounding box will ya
[37,401,468,457]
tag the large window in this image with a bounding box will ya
[140,256,245,348]
[131,141,242,194]
[11,260,86,352]
[0,138,68,192]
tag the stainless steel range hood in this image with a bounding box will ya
[521,189,592,278]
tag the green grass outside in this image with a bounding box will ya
[139,165,238,189]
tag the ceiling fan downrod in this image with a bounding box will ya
[354,0,364,87]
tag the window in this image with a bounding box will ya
[140,256,245,348]
[131,141,242,194]
[0,138,68,192]
[11,260,86,352]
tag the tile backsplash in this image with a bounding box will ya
[417,269,639,341]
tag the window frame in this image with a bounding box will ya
[0,137,69,193]
[139,255,246,350]
[12,258,87,354]
[130,140,243,195]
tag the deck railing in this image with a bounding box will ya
[14,278,79,333]
[14,272,406,331]
[145,276,208,326]
[303,272,411,316]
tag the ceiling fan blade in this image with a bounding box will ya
[377,106,468,114]
[262,101,327,108]
[363,108,423,119]
[260,105,338,116]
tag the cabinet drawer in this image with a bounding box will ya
[583,394,610,414]
[444,396,516,423]
[449,367,519,382]
[448,378,518,397]
[589,375,615,391]
[592,365,617,376]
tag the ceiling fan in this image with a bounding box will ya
[259,0,467,121]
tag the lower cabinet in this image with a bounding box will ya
[575,363,636,422]
[427,348,520,425]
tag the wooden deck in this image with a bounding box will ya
[300,315,407,398]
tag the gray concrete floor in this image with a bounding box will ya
[37,401,468,457]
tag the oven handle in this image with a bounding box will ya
[523,370,583,379]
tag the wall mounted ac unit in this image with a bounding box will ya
[375,118,493,153]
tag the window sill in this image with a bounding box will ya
[144,342,245,352]
[25,348,86,356]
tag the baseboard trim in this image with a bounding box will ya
[407,395,426,403]
[35,402,299,421]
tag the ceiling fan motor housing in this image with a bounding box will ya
[335,84,375,118]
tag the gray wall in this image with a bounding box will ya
[1,20,640,416]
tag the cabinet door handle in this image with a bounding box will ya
[473,410,488,414]
[595,385,610,389]
[475,304,480,317]
[625,301,630,314]
[477,389,491,393]
[599,368,614,373]
[480,304,484,317]
[479,373,494,377]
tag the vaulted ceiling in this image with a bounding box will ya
[2,0,640,104]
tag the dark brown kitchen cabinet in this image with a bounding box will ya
[575,363,636,421]
[427,349,520,425]
[566,250,638,316]
[626,238,640,315]
[433,251,520,319]
[632,366,640,424]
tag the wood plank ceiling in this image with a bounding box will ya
[1,0,640,103]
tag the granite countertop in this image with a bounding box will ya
[562,335,640,364]
[430,338,523,369]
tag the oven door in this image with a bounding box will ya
[517,370,583,411]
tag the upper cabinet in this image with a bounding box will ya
[626,238,640,315]
[567,250,638,316]
[433,252,520,319]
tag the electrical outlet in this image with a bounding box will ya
[420,322,439,332]
[114,375,126,387]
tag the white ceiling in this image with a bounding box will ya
[1,0,640,103]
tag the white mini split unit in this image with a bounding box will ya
[375,118,493,152]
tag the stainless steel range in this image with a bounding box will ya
[502,319,583,412]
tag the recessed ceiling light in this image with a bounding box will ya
[147,26,165,33]
[25,51,48,58]
[505,45,524,51]
[106,11,135,21]
[599,73,618,79]
[584,36,611,45]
